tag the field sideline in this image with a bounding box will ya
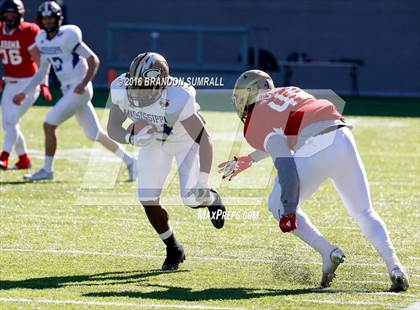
[0,106,419,309]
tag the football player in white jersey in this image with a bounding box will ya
[107,52,225,271]
[13,1,136,181]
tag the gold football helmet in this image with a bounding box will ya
[127,52,169,108]
[232,69,275,122]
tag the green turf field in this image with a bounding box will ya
[0,106,419,309]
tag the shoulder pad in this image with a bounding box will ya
[110,74,130,110]
[35,30,47,44]
[165,84,195,114]
[61,25,82,41]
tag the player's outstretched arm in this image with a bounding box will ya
[181,112,213,187]
[107,104,129,144]
[13,59,50,105]
[29,46,52,101]
[265,134,299,233]
[218,150,269,180]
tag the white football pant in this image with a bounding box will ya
[269,127,401,272]
[1,77,40,154]
[137,139,199,202]
[45,81,102,140]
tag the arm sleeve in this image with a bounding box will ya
[265,134,300,215]
[22,56,50,94]
[74,41,95,59]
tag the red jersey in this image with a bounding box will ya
[244,87,344,151]
[0,21,40,78]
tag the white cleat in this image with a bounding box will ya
[321,247,345,288]
[127,160,137,182]
[24,168,53,181]
[390,267,409,292]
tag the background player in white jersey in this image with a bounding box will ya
[0,0,52,170]
[107,52,225,271]
[13,1,136,181]
[219,70,409,291]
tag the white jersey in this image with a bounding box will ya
[35,25,88,86]
[111,74,200,147]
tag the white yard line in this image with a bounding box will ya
[0,296,413,309]
[341,280,420,288]
[6,214,419,235]
[0,248,273,264]
[1,247,420,271]
[294,298,394,307]
[368,272,420,279]
[0,297,244,310]
[310,289,416,297]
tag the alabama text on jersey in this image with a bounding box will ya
[0,21,40,78]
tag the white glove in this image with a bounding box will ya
[184,172,212,208]
[131,125,155,147]
[218,155,253,181]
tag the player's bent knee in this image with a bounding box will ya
[352,207,378,224]
[85,128,102,141]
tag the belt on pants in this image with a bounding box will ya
[316,124,346,136]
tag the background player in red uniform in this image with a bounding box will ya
[219,70,409,291]
[0,0,51,170]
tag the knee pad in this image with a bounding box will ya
[3,115,18,129]
[2,120,15,131]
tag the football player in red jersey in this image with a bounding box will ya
[0,0,52,170]
[219,70,409,291]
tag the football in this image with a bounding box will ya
[126,119,155,135]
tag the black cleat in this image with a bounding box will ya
[208,189,225,229]
[161,245,185,271]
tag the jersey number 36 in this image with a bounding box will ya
[0,49,23,65]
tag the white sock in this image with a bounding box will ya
[159,227,173,240]
[354,209,402,272]
[115,147,134,165]
[43,156,54,173]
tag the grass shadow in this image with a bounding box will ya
[84,284,315,301]
[0,269,185,290]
